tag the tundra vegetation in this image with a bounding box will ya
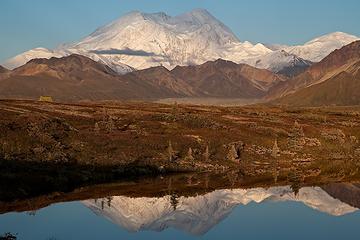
[0,99,360,200]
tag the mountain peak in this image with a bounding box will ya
[306,31,359,45]
[286,31,359,62]
[323,31,355,37]
[67,8,243,70]
[122,9,212,22]
[190,8,210,14]
[122,10,144,19]
[187,8,213,17]
[28,54,95,65]
[20,54,116,76]
[213,58,238,66]
[104,9,217,28]
[7,9,357,75]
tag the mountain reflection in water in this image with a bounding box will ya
[83,185,359,236]
[1,180,360,240]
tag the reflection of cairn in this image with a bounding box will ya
[271,139,280,158]
[225,141,245,162]
[204,173,210,189]
[168,140,176,162]
[167,177,172,191]
[273,157,280,184]
[170,193,179,211]
[272,166,279,183]
[227,170,238,186]
[106,196,113,207]
[187,175,194,185]
[27,210,37,216]
[0,232,17,239]
[288,169,303,196]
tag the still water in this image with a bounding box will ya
[1,184,360,240]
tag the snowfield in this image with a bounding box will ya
[2,9,359,74]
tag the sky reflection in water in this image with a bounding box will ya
[0,185,360,240]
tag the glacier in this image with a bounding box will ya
[2,9,359,74]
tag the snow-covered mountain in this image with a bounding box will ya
[4,48,63,70]
[2,10,359,75]
[285,32,359,62]
[65,9,277,71]
[83,186,358,236]
[2,9,271,72]
[245,50,312,75]
[264,43,290,51]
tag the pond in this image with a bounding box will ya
[1,182,359,240]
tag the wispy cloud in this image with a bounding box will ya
[90,48,160,57]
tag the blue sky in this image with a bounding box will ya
[0,0,359,62]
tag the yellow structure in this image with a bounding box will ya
[39,96,54,102]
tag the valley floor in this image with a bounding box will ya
[1,99,360,200]
[155,97,264,106]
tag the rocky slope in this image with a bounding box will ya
[274,60,360,106]
[171,59,286,98]
[267,40,360,102]
[0,56,286,101]
[0,54,196,101]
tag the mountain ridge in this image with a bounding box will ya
[0,54,196,101]
[285,31,359,62]
[0,65,9,73]
[1,38,359,105]
[171,58,286,98]
[0,54,285,101]
[3,9,357,75]
[267,40,360,101]
[273,60,360,106]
